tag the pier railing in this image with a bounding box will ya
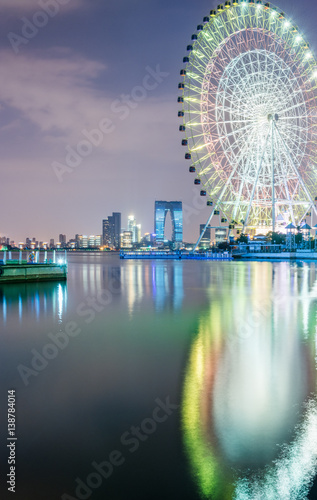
[0,250,68,266]
[120,250,232,260]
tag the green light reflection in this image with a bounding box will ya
[182,262,317,499]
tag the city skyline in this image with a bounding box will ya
[0,203,182,245]
[1,0,317,242]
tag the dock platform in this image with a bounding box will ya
[0,263,67,283]
[0,251,67,283]
[120,251,232,260]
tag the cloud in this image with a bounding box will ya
[0,49,174,157]
[0,49,107,139]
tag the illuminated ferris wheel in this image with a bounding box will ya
[179,0,317,238]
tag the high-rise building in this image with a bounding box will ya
[49,239,55,248]
[88,235,102,247]
[112,213,121,248]
[121,231,133,248]
[128,215,136,233]
[103,212,121,249]
[59,234,67,248]
[215,228,227,244]
[127,215,141,243]
[199,224,211,249]
[102,219,111,247]
[155,201,183,243]
[134,224,141,244]
[77,235,88,248]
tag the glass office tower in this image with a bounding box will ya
[154,201,183,243]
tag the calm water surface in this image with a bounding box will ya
[1,254,317,500]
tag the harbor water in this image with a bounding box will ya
[1,253,317,500]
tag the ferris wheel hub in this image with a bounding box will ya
[267,113,279,122]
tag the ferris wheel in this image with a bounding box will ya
[178,0,317,243]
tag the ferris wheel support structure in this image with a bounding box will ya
[242,125,272,233]
[275,124,317,221]
[272,117,276,233]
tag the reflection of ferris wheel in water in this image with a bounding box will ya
[178,0,317,243]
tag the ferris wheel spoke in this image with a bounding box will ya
[217,121,255,141]
[278,150,297,225]
[274,123,317,217]
[224,124,259,157]
[278,115,311,122]
[281,101,308,115]
[215,119,256,126]
[243,127,272,230]
[277,127,309,158]
[219,128,260,204]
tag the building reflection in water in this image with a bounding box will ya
[77,262,121,297]
[0,282,68,325]
[96,261,185,314]
[69,258,185,314]
[182,262,317,500]
[126,263,144,315]
[152,262,184,312]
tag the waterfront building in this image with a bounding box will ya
[31,238,38,249]
[215,227,227,244]
[199,224,211,249]
[134,224,141,244]
[128,215,136,233]
[88,235,102,248]
[77,235,88,249]
[121,231,133,248]
[154,201,183,243]
[59,234,67,248]
[127,215,141,243]
[103,212,121,249]
[102,219,111,247]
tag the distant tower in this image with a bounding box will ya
[155,201,183,243]
[103,212,121,249]
[128,215,136,233]
[199,224,211,248]
[59,234,67,248]
[102,219,111,247]
[128,215,141,243]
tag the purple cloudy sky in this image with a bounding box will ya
[1,0,317,243]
